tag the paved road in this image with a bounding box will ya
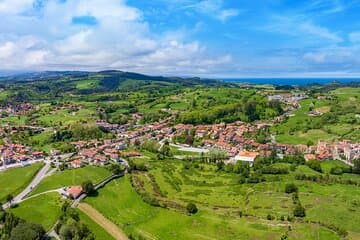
[2,162,51,209]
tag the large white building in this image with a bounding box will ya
[234,151,259,165]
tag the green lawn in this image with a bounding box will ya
[10,193,64,230]
[0,163,43,202]
[31,166,111,195]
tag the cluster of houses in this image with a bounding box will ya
[169,123,360,165]
[93,115,360,166]
[304,140,360,164]
[65,138,135,169]
[0,103,34,116]
[267,92,307,104]
[0,138,44,166]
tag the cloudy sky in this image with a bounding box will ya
[0,0,360,77]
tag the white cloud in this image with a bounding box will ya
[218,9,240,22]
[183,0,240,22]
[266,15,343,43]
[0,42,16,59]
[0,0,232,75]
[299,21,342,43]
[349,32,360,43]
[0,0,33,14]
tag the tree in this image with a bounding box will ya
[186,203,198,214]
[285,183,298,194]
[161,140,172,157]
[185,135,194,146]
[6,194,14,206]
[59,225,74,240]
[108,164,124,175]
[353,159,360,174]
[9,222,45,240]
[306,160,322,173]
[293,204,306,217]
[81,180,95,195]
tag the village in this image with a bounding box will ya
[1,94,359,173]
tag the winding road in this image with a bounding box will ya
[2,161,51,209]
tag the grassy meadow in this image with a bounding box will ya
[273,88,360,144]
[85,161,353,240]
[0,163,43,202]
[10,193,65,230]
[30,166,111,195]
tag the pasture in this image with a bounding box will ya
[30,166,111,195]
[0,163,43,202]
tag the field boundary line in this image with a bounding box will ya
[78,203,129,240]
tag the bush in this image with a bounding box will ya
[238,176,246,184]
[293,204,306,217]
[306,160,322,173]
[330,167,343,175]
[285,183,298,194]
[186,203,198,214]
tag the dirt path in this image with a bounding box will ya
[78,203,128,240]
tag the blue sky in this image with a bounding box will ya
[0,0,360,77]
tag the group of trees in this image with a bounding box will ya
[295,173,360,186]
[55,202,95,240]
[306,160,322,173]
[284,183,306,218]
[42,124,108,149]
[177,98,283,125]
[0,208,45,240]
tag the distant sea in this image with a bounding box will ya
[220,78,360,86]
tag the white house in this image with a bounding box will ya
[234,151,259,165]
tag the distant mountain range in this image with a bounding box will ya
[0,70,225,86]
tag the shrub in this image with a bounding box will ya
[306,160,322,173]
[330,167,343,175]
[293,204,306,218]
[238,176,246,184]
[186,203,198,214]
[285,183,298,194]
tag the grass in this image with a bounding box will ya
[0,163,43,202]
[122,159,359,238]
[31,166,111,195]
[85,174,339,240]
[75,79,100,90]
[320,160,349,173]
[273,87,360,144]
[10,193,65,230]
[37,108,97,127]
[77,210,116,240]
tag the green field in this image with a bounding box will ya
[87,158,360,239]
[273,88,360,144]
[31,166,111,195]
[85,172,341,240]
[77,210,115,240]
[10,193,64,230]
[0,163,43,202]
